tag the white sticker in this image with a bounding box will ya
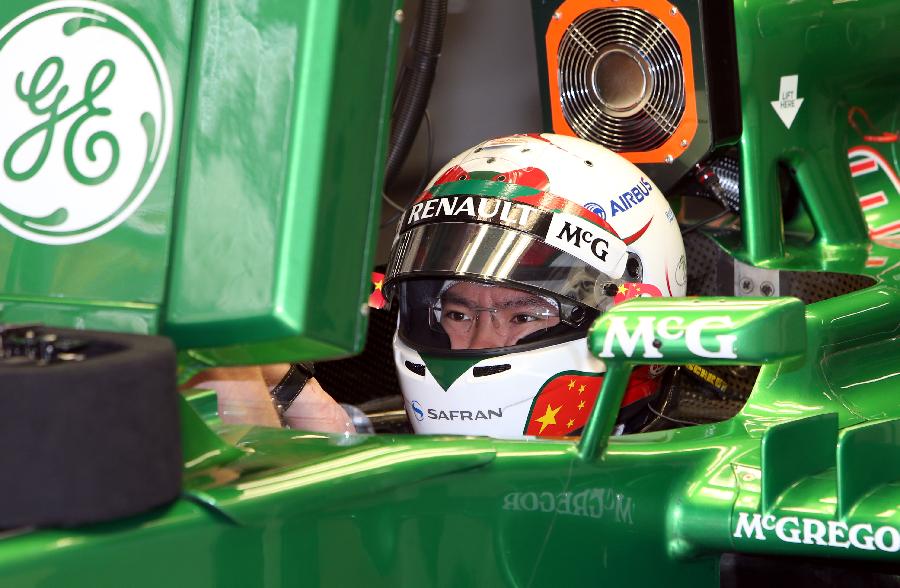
[545,212,627,277]
[770,74,804,129]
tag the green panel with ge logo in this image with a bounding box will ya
[0,0,401,362]
[0,0,189,332]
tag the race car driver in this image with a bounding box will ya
[381,133,687,438]
[194,133,687,438]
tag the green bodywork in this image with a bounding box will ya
[720,0,900,276]
[0,0,401,367]
[0,289,897,585]
[1,0,899,586]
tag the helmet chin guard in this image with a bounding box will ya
[395,333,606,438]
[386,133,686,439]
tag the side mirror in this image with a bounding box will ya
[578,297,807,460]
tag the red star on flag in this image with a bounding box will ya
[524,367,663,437]
[614,282,663,305]
[524,372,603,437]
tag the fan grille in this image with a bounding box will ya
[557,8,686,152]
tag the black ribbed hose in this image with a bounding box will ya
[383,0,447,189]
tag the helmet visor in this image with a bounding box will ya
[386,221,626,312]
[396,278,598,353]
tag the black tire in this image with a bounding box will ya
[0,328,180,528]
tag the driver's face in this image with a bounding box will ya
[440,282,560,350]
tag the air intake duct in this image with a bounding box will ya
[532,0,742,192]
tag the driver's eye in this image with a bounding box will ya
[510,313,540,325]
[444,310,470,322]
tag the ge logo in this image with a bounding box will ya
[0,1,173,245]
[584,202,606,220]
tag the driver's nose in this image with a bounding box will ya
[468,316,507,349]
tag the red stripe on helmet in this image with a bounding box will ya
[414,165,469,202]
[512,192,620,237]
[491,167,550,191]
[622,218,653,245]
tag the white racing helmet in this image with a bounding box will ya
[384,134,686,438]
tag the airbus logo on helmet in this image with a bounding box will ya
[584,202,606,220]
[609,177,653,218]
